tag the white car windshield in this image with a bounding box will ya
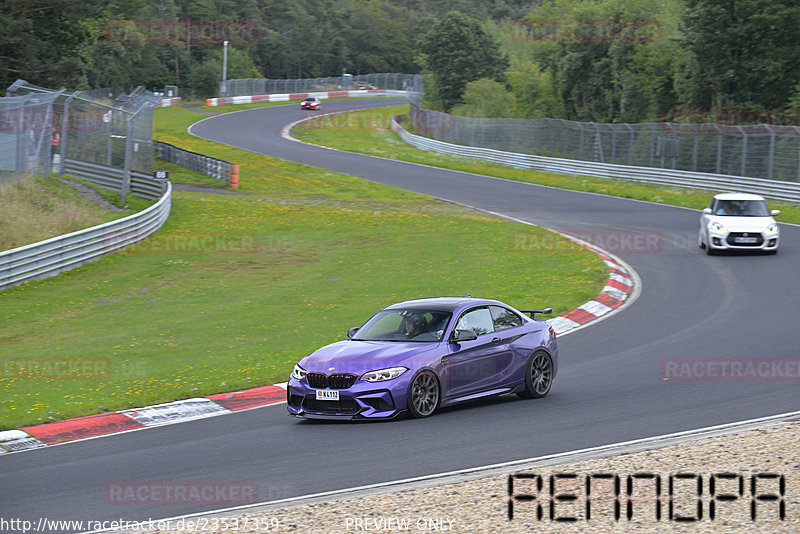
[713,200,770,217]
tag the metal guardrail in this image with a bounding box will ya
[155,141,236,184]
[0,182,172,291]
[63,159,167,200]
[392,116,800,202]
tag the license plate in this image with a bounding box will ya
[734,237,758,243]
[316,389,339,401]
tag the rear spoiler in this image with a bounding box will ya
[519,308,552,319]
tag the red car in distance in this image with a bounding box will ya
[300,97,321,110]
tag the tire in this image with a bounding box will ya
[407,370,440,418]
[517,350,553,399]
[698,230,705,249]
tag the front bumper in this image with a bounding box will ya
[707,228,779,252]
[287,376,409,419]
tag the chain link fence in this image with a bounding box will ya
[221,73,423,97]
[407,102,800,183]
[2,80,161,199]
[0,91,63,186]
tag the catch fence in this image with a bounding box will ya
[2,80,161,201]
[407,103,800,183]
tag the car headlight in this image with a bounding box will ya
[765,223,778,233]
[361,367,408,382]
[709,221,727,233]
[291,364,307,380]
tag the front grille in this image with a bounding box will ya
[304,398,360,415]
[306,372,357,389]
[328,373,357,388]
[726,232,763,247]
[307,372,327,388]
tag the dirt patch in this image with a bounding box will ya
[61,179,126,212]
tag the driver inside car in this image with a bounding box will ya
[402,313,426,338]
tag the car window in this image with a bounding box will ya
[364,313,402,336]
[489,305,523,331]
[353,309,450,342]
[712,199,770,216]
[455,307,494,337]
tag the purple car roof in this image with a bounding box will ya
[384,297,498,312]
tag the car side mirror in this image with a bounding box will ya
[702,208,712,214]
[451,329,478,342]
[347,327,360,339]
[771,210,781,216]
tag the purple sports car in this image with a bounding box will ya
[287,297,558,419]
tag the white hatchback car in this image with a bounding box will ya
[699,193,780,255]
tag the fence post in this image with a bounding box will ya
[766,126,775,180]
[59,92,77,175]
[797,129,800,182]
[121,108,138,203]
[626,124,634,165]
[739,126,747,176]
[15,95,31,178]
[649,125,656,167]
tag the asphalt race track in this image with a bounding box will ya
[2,99,798,532]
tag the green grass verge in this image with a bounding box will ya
[292,105,800,224]
[0,101,607,431]
[0,176,152,252]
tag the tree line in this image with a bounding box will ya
[3,0,799,125]
[439,0,800,124]
[0,0,529,97]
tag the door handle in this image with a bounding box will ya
[491,337,502,343]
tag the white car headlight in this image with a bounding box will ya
[765,223,778,233]
[709,221,727,233]
[361,367,408,382]
[291,364,307,380]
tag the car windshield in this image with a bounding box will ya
[713,199,770,216]
[304,98,315,101]
[351,309,451,342]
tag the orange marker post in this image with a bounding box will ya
[230,164,239,189]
